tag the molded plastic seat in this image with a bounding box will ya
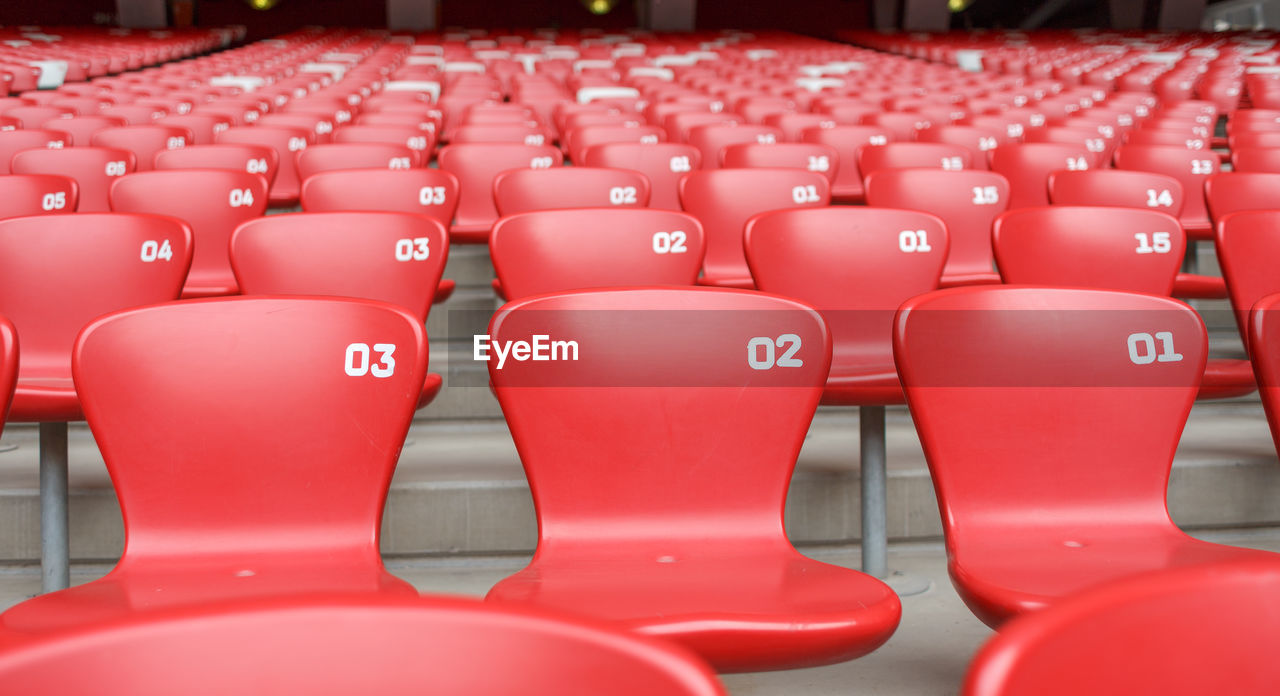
[798,125,893,203]
[231,212,448,408]
[1114,144,1218,239]
[962,558,1280,696]
[1231,146,1280,173]
[1205,172,1280,224]
[1253,293,1280,460]
[484,287,901,672]
[91,125,191,172]
[581,142,700,211]
[0,129,71,175]
[295,142,419,182]
[678,169,829,289]
[216,125,313,206]
[893,286,1276,628]
[110,169,269,297]
[857,142,973,181]
[1218,211,1280,348]
[993,206,1253,399]
[490,208,704,300]
[989,143,1092,209]
[44,115,125,147]
[719,142,839,183]
[153,143,280,188]
[299,168,461,229]
[566,124,664,163]
[686,124,783,169]
[332,124,435,159]
[493,167,651,216]
[0,593,726,696]
[11,146,136,213]
[864,169,1006,287]
[0,174,78,219]
[437,142,563,242]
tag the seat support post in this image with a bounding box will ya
[860,405,887,578]
[39,421,69,593]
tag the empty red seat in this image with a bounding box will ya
[153,143,279,187]
[43,115,124,147]
[91,124,192,172]
[492,167,650,216]
[1205,172,1280,224]
[11,147,137,213]
[894,285,1275,628]
[566,124,664,163]
[0,129,71,175]
[1218,210,1280,348]
[216,125,313,206]
[989,143,1092,209]
[857,142,973,181]
[333,124,435,159]
[490,208,704,300]
[864,169,1007,286]
[800,125,893,203]
[686,123,783,169]
[296,142,419,182]
[917,124,1003,165]
[437,142,563,242]
[1230,146,1280,173]
[719,142,839,183]
[110,169,269,297]
[484,287,901,672]
[678,168,829,289]
[581,141,700,211]
[299,168,461,230]
[961,558,1280,696]
[0,174,78,219]
[1113,144,1218,240]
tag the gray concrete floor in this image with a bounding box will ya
[2,527,1278,695]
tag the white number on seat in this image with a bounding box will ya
[971,186,999,205]
[314,121,333,135]
[47,139,64,149]
[609,186,637,205]
[651,230,687,254]
[394,237,430,261]
[1066,156,1089,171]
[1190,159,1214,174]
[807,155,830,172]
[40,191,66,211]
[288,137,307,152]
[166,136,186,149]
[104,160,127,176]
[1127,332,1183,364]
[756,133,776,144]
[140,239,173,262]
[898,229,933,253]
[747,334,804,370]
[1185,139,1205,149]
[640,134,659,144]
[1145,189,1174,208]
[978,136,998,151]
[407,136,428,150]
[669,155,691,172]
[388,156,411,169]
[345,342,396,377]
[523,134,545,146]
[941,156,964,170]
[791,184,820,204]
[868,134,889,146]
[418,186,447,205]
[246,158,268,174]
[1084,138,1105,153]
[228,188,255,208]
[1134,232,1172,254]
[530,156,553,169]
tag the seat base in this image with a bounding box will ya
[939,271,1002,288]
[449,222,492,244]
[1173,273,1227,299]
[1199,358,1256,400]
[433,278,455,304]
[696,274,755,289]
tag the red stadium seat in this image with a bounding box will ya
[857,142,973,180]
[1218,211,1280,348]
[43,115,124,147]
[155,113,231,145]
[719,142,839,183]
[0,594,726,696]
[437,142,563,242]
[296,142,419,182]
[1113,144,1218,240]
[0,129,71,175]
[961,558,1280,696]
[490,208,704,300]
[686,123,783,169]
[894,285,1275,628]
[864,169,1007,286]
[800,124,893,203]
[678,168,829,288]
[11,146,136,213]
[484,287,901,672]
[566,124,664,163]
[216,125,313,206]
[299,168,461,229]
[153,143,279,187]
[0,174,78,219]
[917,124,1003,166]
[1230,147,1280,173]
[1205,172,1280,224]
[110,169,269,297]
[989,143,1092,209]
[0,213,192,592]
[581,141,700,211]
[492,167,650,216]
[91,124,192,172]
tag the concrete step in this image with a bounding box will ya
[0,400,1276,563]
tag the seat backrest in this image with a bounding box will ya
[916,125,1002,168]
[0,129,71,175]
[746,206,947,364]
[0,213,192,379]
[719,142,839,183]
[11,146,136,213]
[296,142,419,182]
[800,124,893,197]
[993,206,1184,294]
[44,115,125,148]
[1204,172,1280,225]
[685,123,783,169]
[678,168,830,283]
[110,169,269,295]
[72,296,425,562]
[1047,169,1184,217]
[857,142,972,180]
[492,167,651,216]
[0,174,78,219]
[437,143,563,230]
[1113,144,1219,230]
[91,125,191,172]
[332,124,435,159]
[864,169,1008,279]
[490,209,704,300]
[989,143,1093,209]
[566,124,664,163]
[961,558,1280,696]
[581,142,700,211]
[154,143,280,187]
[1252,293,1280,455]
[231,212,448,320]
[1217,211,1280,347]
[298,169,460,228]
[216,125,313,204]
[488,287,829,546]
[1231,146,1280,173]
[0,593,725,696]
[1023,126,1112,167]
[894,286,1205,540]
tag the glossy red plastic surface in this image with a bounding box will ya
[581,141,701,211]
[0,213,192,422]
[720,142,839,183]
[1251,293,1280,459]
[110,169,268,297]
[0,594,726,696]
[746,207,947,405]
[493,167,651,216]
[216,125,312,206]
[962,558,1280,696]
[0,174,78,219]
[490,208,704,300]
[154,143,280,188]
[1231,146,1280,173]
[989,143,1092,209]
[91,124,191,172]
[299,168,461,230]
[0,297,425,632]
[856,142,972,180]
[1114,144,1219,238]
[686,123,783,169]
[894,286,1274,628]
[864,169,1007,287]
[1218,211,1280,347]
[11,146,136,213]
[437,142,563,240]
[1205,172,1280,224]
[0,316,18,435]
[296,142,420,182]
[800,125,894,202]
[678,168,829,288]
[0,129,72,174]
[484,287,901,672]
